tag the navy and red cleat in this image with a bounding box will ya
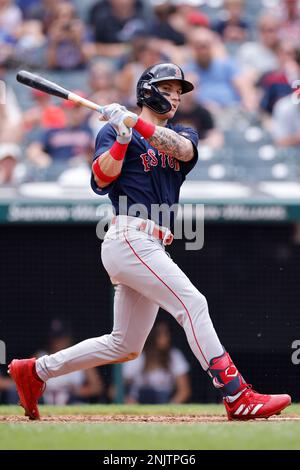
[224,386,291,421]
[8,358,45,420]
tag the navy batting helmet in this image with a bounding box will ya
[136,63,194,114]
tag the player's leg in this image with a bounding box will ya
[103,231,223,370]
[102,230,291,419]
[9,284,158,419]
[35,284,158,379]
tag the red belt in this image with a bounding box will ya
[111,216,174,245]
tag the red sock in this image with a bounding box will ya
[208,351,247,397]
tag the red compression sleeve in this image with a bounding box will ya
[134,117,155,139]
[110,141,129,161]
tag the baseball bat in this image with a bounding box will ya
[16,70,137,128]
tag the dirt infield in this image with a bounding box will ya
[1,414,300,424]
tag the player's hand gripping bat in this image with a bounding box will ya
[16,70,137,128]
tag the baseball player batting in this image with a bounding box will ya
[9,63,291,420]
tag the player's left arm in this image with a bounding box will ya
[147,126,194,162]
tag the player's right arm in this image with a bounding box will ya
[27,141,52,168]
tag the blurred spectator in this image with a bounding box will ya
[213,0,249,44]
[16,0,40,18]
[116,37,165,108]
[0,65,23,143]
[0,369,17,404]
[0,0,23,37]
[0,31,15,66]
[88,0,148,58]
[13,19,47,68]
[89,60,118,101]
[123,321,191,404]
[149,0,209,65]
[149,0,186,46]
[271,48,300,147]
[184,7,210,30]
[185,27,257,113]
[237,12,280,81]
[0,143,24,185]
[37,320,104,405]
[259,42,296,115]
[116,29,149,69]
[88,60,120,137]
[277,0,300,43]
[46,2,90,70]
[23,89,66,133]
[46,2,79,31]
[170,0,210,28]
[26,93,94,179]
[0,0,23,64]
[25,0,61,33]
[0,372,12,393]
[172,72,223,148]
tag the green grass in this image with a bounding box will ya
[0,403,226,416]
[0,404,300,450]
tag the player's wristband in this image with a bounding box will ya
[134,117,155,139]
[110,141,129,161]
[92,158,120,183]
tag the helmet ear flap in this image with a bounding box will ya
[137,83,172,114]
